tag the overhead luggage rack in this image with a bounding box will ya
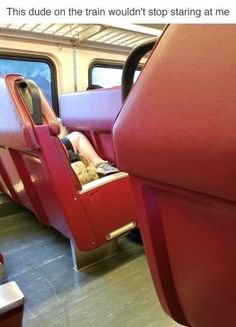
[0,23,163,50]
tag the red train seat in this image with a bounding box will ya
[60,86,122,163]
[113,25,236,327]
[0,74,136,269]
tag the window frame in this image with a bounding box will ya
[88,59,143,88]
[0,52,59,115]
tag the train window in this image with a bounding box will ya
[0,55,59,114]
[89,61,141,88]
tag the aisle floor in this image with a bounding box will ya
[0,201,183,327]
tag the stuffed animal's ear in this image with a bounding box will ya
[80,154,91,167]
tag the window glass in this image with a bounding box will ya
[91,65,140,88]
[0,58,53,106]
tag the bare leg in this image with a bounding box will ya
[66,131,119,175]
[66,132,104,164]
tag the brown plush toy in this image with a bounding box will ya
[71,154,99,185]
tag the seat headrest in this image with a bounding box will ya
[0,74,39,150]
[0,74,60,151]
[114,25,236,201]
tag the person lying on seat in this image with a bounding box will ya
[58,118,119,176]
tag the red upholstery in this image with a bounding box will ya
[60,87,122,163]
[0,74,136,251]
[6,75,60,137]
[0,75,39,151]
[113,25,236,327]
[0,306,24,327]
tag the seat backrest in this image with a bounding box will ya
[113,25,236,327]
[60,87,122,163]
[0,76,41,211]
[0,74,101,249]
[0,74,136,252]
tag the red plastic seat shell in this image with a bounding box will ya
[0,74,136,252]
[0,306,24,327]
[113,25,236,327]
[114,24,236,203]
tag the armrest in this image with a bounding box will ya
[79,172,129,194]
[0,282,24,314]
